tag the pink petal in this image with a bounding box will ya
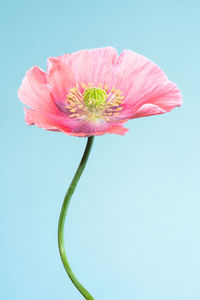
[70,47,118,86]
[110,50,182,119]
[125,81,182,119]
[47,47,118,105]
[47,54,75,104]
[106,124,129,135]
[24,107,73,133]
[65,118,120,136]
[131,103,166,118]
[18,66,59,113]
[24,107,128,137]
[111,50,168,98]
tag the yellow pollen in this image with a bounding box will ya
[69,113,81,118]
[65,83,124,122]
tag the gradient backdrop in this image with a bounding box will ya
[1,0,200,299]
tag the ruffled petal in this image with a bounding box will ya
[47,47,118,107]
[106,124,129,135]
[131,103,165,119]
[24,107,73,133]
[70,47,118,86]
[65,118,125,136]
[24,107,128,137]
[18,66,59,113]
[124,81,182,119]
[110,50,182,120]
[47,54,76,105]
[111,50,167,98]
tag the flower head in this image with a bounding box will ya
[18,47,182,137]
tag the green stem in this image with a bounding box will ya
[58,136,95,300]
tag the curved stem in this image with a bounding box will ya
[58,136,95,300]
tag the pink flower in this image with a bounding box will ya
[18,47,182,137]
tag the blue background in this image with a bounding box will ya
[1,0,200,299]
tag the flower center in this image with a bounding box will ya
[65,84,124,122]
[83,87,107,109]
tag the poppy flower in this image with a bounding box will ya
[18,47,182,300]
[18,47,182,137]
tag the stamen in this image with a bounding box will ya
[65,83,124,122]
